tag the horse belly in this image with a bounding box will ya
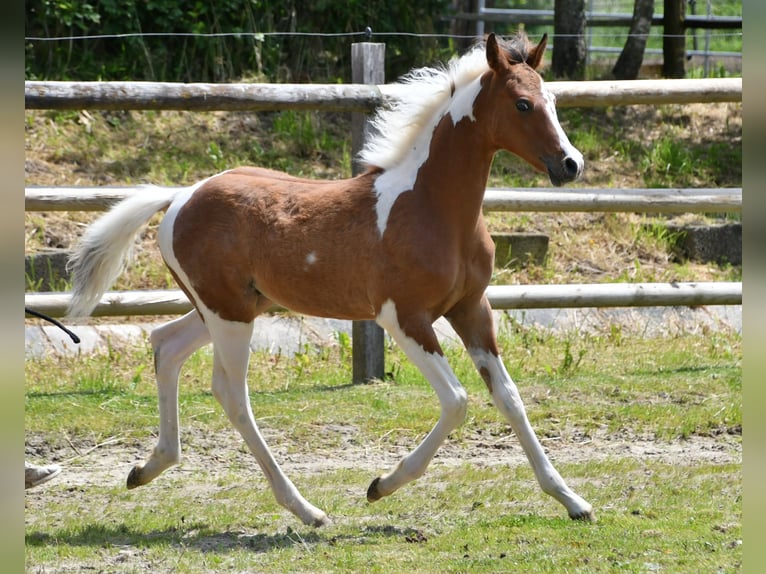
[253,255,379,321]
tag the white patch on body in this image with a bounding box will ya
[304,251,318,271]
[158,175,220,317]
[446,76,482,125]
[372,146,428,237]
[357,46,488,238]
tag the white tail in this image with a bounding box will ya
[67,186,180,318]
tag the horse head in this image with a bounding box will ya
[483,33,583,186]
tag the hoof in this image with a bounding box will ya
[126,466,144,490]
[569,508,596,522]
[312,514,332,528]
[366,477,383,502]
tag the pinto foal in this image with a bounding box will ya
[68,32,594,526]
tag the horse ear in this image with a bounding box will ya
[527,33,548,70]
[485,33,507,72]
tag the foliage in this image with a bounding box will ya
[25,0,452,82]
[25,1,742,82]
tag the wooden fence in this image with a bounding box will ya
[454,0,742,78]
[25,186,742,214]
[24,47,742,381]
[26,77,742,111]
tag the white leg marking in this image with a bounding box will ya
[205,312,329,527]
[468,347,594,520]
[149,175,327,525]
[128,311,211,488]
[369,300,468,500]
[129,173,234,488]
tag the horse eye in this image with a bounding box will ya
[516,99,531,112]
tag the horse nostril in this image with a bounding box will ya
[564,157,580,177]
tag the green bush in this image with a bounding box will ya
[25,0,452,82]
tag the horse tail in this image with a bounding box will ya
[67,186,180,318]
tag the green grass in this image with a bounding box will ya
[25,325,741,572]
[25,462,741,573]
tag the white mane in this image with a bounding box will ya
[358,44,490,171]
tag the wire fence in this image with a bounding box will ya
[25,2,741,81]
[463,0,741,76]
[25,29,743,44]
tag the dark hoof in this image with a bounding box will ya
[126,466,142,490]
[366,477,383,502]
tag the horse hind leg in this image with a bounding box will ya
[128,310,211,489]
[204,312,330,527]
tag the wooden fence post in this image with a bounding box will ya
[351,41,386,384]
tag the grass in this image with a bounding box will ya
[25,324,741,572]
[25,462,741,573]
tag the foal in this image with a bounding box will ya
[68,32,594,526]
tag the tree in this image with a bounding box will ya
[612,0,655,80]
[552,0,586,80]
[449,0,479,53]
[663,0,687,78]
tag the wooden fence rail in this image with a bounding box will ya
[482,188,741,214]
[25,186,742,214]
[25,77,742,112]
[24,282,742,319]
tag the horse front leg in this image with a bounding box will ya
[367,301,468,502]
[128,311,211,488]
[447,295,595,521]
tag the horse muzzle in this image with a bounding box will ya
[544,151,584,187]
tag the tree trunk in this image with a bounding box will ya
[450,0,480,53]
[552,0,587,80]
[663,0,686,78]
[612,0,655,80]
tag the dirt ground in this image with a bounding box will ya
[25,420,741,513]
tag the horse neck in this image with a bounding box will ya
[413,112,496,233]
